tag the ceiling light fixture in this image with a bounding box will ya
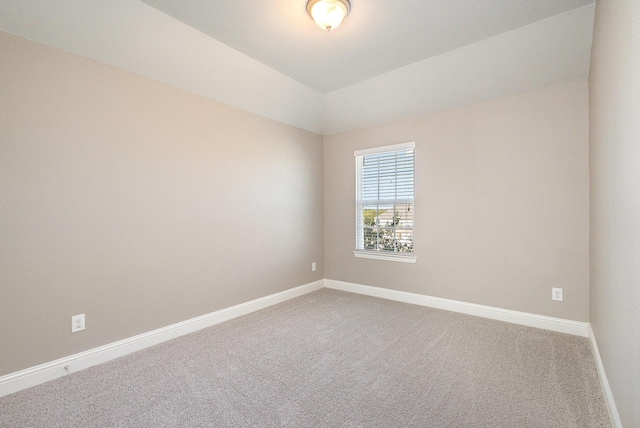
[306,0,351,31]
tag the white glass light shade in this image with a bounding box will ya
[306,0,351,31]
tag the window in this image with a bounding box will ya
[354,142,415,263]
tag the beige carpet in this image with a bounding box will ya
[0,289,610,427]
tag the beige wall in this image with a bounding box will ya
[0,33,324,376]
[324,81,589,321]
[589,0,640,425]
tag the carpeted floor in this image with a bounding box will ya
[0,289,610,427]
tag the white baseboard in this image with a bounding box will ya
[0,280,324,398]
[325,279,590,337]
[0,278,604,408]
[588,325,622,428]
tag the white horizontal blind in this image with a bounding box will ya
[355,143,415,254]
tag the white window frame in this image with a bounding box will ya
[354,142,416,263]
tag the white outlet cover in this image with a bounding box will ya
[72,314,86,333]
[552,288,563,302]
[312,262,317,271]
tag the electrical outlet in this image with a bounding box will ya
[312,262,317,272]
[72,314,85,333]
[552,288,563,302]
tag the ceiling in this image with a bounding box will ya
[140,0,594,93]
[0,0,595,134]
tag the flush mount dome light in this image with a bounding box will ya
[306,0,351,31]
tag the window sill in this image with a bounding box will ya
[353,251,417,263]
